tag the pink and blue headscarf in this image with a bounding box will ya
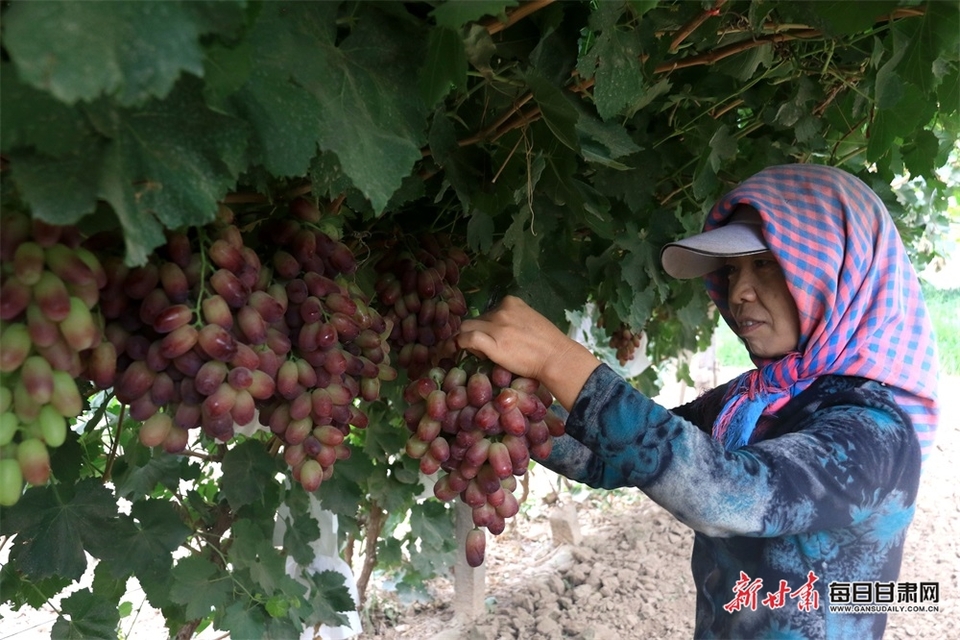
[703,164,939,461]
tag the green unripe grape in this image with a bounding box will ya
[13,241,45,286]
[139,413,173,448]
[38,405,68,447]
[0,387,12,414]
[0,458,24,506]
[0,411,19,446]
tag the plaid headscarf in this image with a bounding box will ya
[703,164,939,461]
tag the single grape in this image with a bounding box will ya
[17,437,51,486]
[0,458,24,506]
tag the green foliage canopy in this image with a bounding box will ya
[3,1,958,342]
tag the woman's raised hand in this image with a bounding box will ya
[455,296,600,410]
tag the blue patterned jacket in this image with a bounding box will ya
[537,365,921,639]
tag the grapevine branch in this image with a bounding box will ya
[669,0,728,53]
[451,6,925,149]
[481,0,557,36]
[355,501,386,608]
[102,403,127,483]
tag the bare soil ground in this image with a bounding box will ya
[359,374,960,640]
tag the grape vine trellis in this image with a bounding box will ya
[0,1,957,638]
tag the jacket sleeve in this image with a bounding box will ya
[536,364,920,538]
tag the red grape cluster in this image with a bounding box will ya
[401,357,565,567]
[96,197,395,491]
[608,323,643,366]
[97,221,277,452]
[254,200,396,490]
[0,212,107,506]
[373,235,469,380]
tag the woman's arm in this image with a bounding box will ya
[533,386,725,486]
[564,365,921,538]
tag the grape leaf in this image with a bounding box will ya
[203,38,254,112]
[810,1,900,37]
[281,505,322,566]
[867,84,934,163]
[84,77,248,264]
[169,556,232,620]
[421,27,468,107]
[305,570,355,626]
[315,448,369,517]
[503,205,542,286]
[221,439,281,511]
[0,480,117,581]
[467,210,496,253]
[903,129,940,180]
[579,13,646,120]
[715,41,774,83]
[430,0,518,29]
[0,64,93,156]
[7,142,104,227]
[0,563,72,610]
[409,500,454,551]
[51,589,120,640]
[518,211,591,326]
[575,107,642,169]
[898,2,959,94]
[3,0,206,105]
[47,426,85,485]
[96,144,166,267]
[707,125,738,172]
[590,150,661,213]
[627,0,659,17]
[230,519,297,596]
[230,57,325,178]
[938,65,959,118]
[242,3,427,214]
[407,501,457,577]
[222,601,269,640]
[525,71,580,151]
[91,562,129,606]
[377,536,404,568]
[112,449,185,500]
[367,463,422,514]
[615,224,659,329]
[93,500,190,581]
[362,410,409,461]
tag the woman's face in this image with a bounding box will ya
[722,252,801,359]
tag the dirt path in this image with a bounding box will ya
[361,374,960,640]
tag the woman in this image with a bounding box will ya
[455,164,939,639]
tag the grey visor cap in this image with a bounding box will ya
[660,210,768,279]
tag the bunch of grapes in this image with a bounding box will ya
[96,196,395,492]
[96,220,278,452]
[0,212,108,506]
[253,198,396,491]
[608,323,643,366]
[372,234,469,380]
[401,357,565,567]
